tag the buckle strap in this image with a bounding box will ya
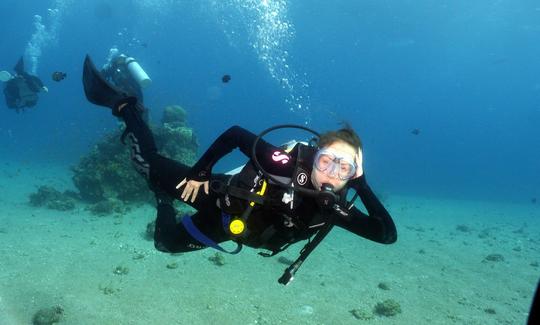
[210,180,266,205]
[181,214,242,254]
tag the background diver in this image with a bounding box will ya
[1,57,48,112]
[100,47,151,104]
[82,55,397,284]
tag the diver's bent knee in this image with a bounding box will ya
[154,240,172,253]
[383,233,397,244]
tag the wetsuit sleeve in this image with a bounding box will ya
[24,74,44,92]
[188,125,292,181]
[334,175,397,244]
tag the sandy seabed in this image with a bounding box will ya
[0,161,538,325]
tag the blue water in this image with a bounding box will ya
[1,0,539,203]
[0,0,540,323]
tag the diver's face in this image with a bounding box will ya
[311,141,359,192]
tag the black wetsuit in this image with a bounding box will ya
[3,72,44,110]
[118,103,397,254]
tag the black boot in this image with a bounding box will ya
[82,55,137,116]
[155,189,174,206]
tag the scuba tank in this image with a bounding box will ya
[125,57,152,88]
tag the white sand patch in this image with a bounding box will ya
[0,162,538,324]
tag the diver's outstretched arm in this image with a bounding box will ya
[187,125,287,182]
[335,176,397,244]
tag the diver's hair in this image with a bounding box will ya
[318,122,362,152]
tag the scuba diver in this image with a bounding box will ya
[100,48,151,104]
[1,57,48,112]
[82,55,397,285]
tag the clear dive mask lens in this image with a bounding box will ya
[314,148,356,180]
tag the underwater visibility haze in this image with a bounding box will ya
[0,1,539,324]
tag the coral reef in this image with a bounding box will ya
[29,186,77,211]
[28,105,198,217]
[154,105,198,163]
[162,105,187,127]
[86,198,128,216]
[72,104,197,204]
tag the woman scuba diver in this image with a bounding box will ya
[82,55,397,285]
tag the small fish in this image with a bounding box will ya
[222,74,231,83]
[411,128,420,135]
[52,71,66,82]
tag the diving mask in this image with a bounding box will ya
[314,148,357,180]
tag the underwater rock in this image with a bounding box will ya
[350,308,374,320]
[456,224,472,233]
[113,266,129,275]
[377,282,391,290]
[478,228,493,239]
[166,262,179,269]
[29,186,76,211]
[484,308,496,314]
[208,252,226,266]
[483,254,505,262]
[373,299,402,317]
[32,305,64,325]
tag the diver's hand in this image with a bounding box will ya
[176,178,209,203]
[353,150,364,179]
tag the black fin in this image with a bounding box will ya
[82,55,130,109]
[14,56,24,74]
